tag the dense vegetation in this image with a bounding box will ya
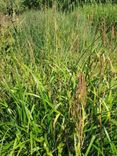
[0,1,117,156]
[0,0,117,14]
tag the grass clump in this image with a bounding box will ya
[0,4,117,156]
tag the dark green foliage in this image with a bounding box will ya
[21,0,117,10]
[1,0,117,14]
[22,0,52,9]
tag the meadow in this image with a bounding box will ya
[0,2,117,156]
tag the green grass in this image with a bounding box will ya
[0,4,117,156]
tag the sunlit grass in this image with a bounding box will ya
[0,4,117,156]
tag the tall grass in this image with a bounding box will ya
[0,4,117,156]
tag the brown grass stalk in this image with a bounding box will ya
[70,72,87,147]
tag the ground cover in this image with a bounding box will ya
[0,3,117,156]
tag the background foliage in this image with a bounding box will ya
[0,0,117,14]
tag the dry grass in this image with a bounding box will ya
[70,72,87,148]
[0,13,11,28]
